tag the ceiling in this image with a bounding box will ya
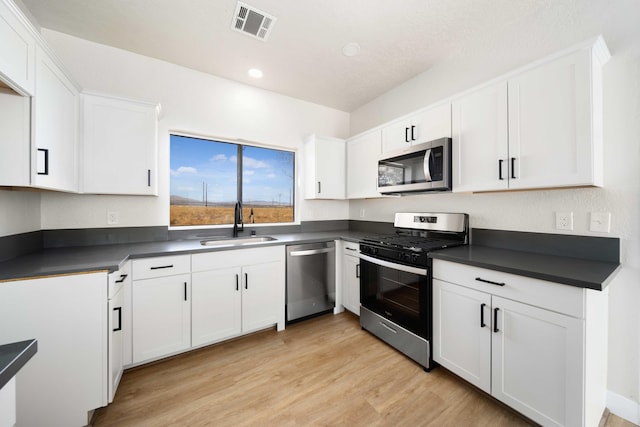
[18,0,586,112]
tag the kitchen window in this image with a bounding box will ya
[170,134,295,227]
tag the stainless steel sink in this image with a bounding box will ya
[200,236,277,246]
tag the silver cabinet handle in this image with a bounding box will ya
[317,181,321,194]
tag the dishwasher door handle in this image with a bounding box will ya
[289,247,335,257]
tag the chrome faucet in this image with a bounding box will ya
[233,201,244,237]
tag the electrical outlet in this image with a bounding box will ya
[107,211,119,225]
[555,211,573,230]
[590,212,611,233]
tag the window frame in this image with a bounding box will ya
[168,132,297,230]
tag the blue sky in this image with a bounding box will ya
[170,135,294,205]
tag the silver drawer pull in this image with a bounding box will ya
[379,322,398,334]
[475,277,505,287]
[345,247,358,252]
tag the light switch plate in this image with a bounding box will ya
[590,212,611,233]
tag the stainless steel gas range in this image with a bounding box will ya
[359,212,469,371]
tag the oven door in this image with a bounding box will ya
[359,253,429,338]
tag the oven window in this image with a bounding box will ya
[360,259,428,337]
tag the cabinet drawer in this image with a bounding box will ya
[132,255,191,280]
[432,259,584,318]
[343,241,359,256]
[108,261,131,297]
[192,246,284,272]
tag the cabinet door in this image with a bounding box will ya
[0,87,30,186]
[108,285,124,403]
[491,296,584,427]
[132,274,191,363]
[411,103,451,144]
[0,273,107,427]
[32,45,79,192]
[304,135,345,199]
[346,130,381,199]
[433,279,491,393]
[192,267,242,346]
[452,81,509,192]
[381,118,413,153]
[381,104,452,153]
[508,50,594,189]
[241,261,284,333]
[342,254,360,315]
[81,93,158,195]
[0,0,36,95]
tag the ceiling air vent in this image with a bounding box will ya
[232,2,276,41]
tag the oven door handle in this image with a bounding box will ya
[359,253,427,276]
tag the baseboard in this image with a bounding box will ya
[607,390,640,425]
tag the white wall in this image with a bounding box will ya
[38,30,350,230]
[349,0,640,420]
[0,191,40,237]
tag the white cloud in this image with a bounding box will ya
[170,166,198,176]
[267,173,276,179]
[243,156,269,169]
[244,170,255,176]
[211,154,227,162]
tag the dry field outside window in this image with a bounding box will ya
[170,205,294,226]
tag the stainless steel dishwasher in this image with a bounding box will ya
[286,241,335,323]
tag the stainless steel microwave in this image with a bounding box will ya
[377,137,452,194]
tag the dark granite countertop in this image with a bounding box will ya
[0,339,37,389]
[429,245,620,291]
[0,227,620,292]
[0,231,369,282]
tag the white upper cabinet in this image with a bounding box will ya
[507,48,600,189]
[81,92,159,195]
[32,44,80,192]
[0,0,36,95]
[381,103,451,153]
[0,86,30,186]
[303,134,345,199]
[452,81,509,192]
[346,129,381,199]
[452,37,609,192]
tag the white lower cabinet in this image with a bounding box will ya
[0,272,107,427]
[191,246,285,347]
[132,255,191,364]
[433,259,607,427]
[107,262,130,402]
[191,267,242,345]
[341,241,360,315]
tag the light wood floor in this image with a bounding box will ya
[93,312,635,427]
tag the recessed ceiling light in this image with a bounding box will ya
[342,42,361,57]
[248,68,263,78]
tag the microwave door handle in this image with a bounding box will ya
[423,149,433,182]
